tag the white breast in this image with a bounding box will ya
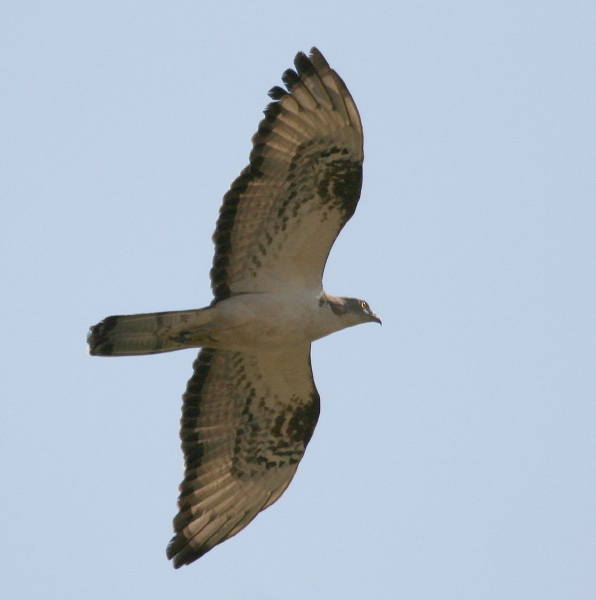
[211,290,343,350]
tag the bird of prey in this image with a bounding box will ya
[88,47,380,568]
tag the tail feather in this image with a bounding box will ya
[88,308,215,356]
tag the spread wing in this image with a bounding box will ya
[211,47,363,302]
[166,345,320,567]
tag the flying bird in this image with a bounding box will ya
[88,47,380,568]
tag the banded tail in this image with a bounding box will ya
[88,308,215,356]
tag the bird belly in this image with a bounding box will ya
[207,292,333,350]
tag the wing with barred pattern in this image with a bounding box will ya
[211,47,363,301]
[166,344,319,567]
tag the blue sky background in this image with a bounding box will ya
[2,1,595,598]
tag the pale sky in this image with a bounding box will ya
[2,1,595,599]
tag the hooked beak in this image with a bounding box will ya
[370,313,382,325]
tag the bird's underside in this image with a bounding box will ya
[88,47,379,568]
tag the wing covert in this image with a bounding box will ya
[210,47,363,302]
[167,345,320,567]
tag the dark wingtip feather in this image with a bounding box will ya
[308,47,326,63]
[294,51,316,78]
[167,534,210,568]
[281,68,301,90]
[267,85,288,100]
[262,99,282,124]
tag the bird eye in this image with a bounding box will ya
[360,301,368,309]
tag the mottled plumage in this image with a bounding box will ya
[88,48,380,568]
